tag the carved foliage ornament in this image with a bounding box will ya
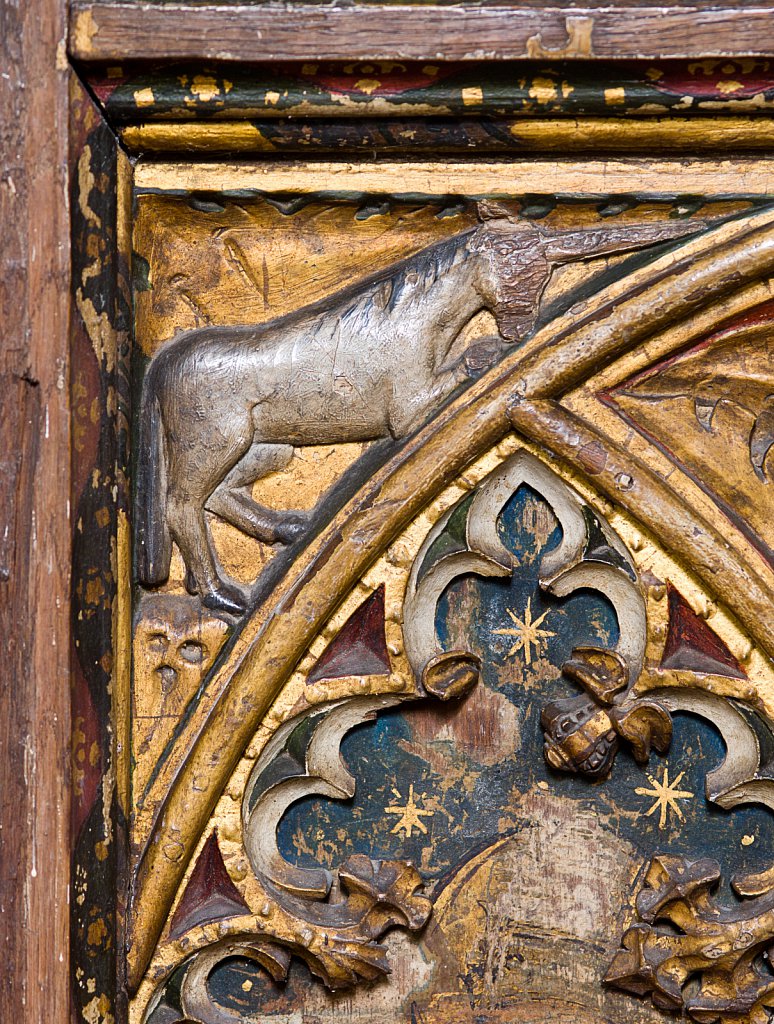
[145,697,440,1024]
[605,692,774,1023]
[403,455,774,1024]
[607,854,774,1024]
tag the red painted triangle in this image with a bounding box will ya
[307,584,391,684]
[168,830,249,940]
[660,584,746,679]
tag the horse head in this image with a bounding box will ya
[468,199,708,345]
[467,205,551,343]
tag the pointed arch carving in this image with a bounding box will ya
[128,202,774,1009]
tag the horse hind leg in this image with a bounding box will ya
[165,491,248,616]
[165,426,255,616]
[205,442,309,545]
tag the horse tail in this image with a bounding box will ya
[134,369,172,587]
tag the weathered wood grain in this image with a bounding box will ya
[69,2,774,62]
[69,83,135,1024]
[0,0,71,1018]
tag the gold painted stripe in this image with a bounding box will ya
[114,509,132,818]
[123,118,774,156]
[113,150,134,822]
[122,122,278,154]
[134,157,774,195]
[510,118,774,151]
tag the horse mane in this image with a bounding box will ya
[407,228,476,294]
[284,223,479,333]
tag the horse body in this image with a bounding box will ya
[136,211,700,614]
[136,226,502,613]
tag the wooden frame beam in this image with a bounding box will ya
[70,3,774,64]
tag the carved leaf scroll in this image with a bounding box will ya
[609,303,774,483]
[607,855,774,1024]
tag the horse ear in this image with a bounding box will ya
[476,199,521,223]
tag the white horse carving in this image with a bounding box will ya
[136,210,695,613]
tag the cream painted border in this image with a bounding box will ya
[135,158,774,196]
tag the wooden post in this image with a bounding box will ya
[0,0,71,1018]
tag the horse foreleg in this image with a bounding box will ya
[205,442,310,545]
[403,334,509,428]
[458,333,510,377]
[206,488,308,544]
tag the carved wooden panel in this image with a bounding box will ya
[69,88,774,1024]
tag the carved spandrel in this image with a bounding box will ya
[126,188,774,1024]
[606,298,774,566]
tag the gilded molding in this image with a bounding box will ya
[120,118,774,156]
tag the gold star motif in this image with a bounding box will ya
[385,784,434,837]
[492,597,555,665]
[635,764,695,830]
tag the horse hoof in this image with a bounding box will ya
[275,515,308,545]
[202,585,247,616]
